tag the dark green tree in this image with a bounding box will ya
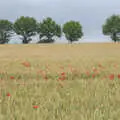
[38,17,61,43]
[0,20,13,44]
[102,15,120,42]
[14,16,37,44]
[63,21,83,43]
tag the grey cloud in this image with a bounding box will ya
[0,0,120,43]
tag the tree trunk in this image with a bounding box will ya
[47,35,54,43]
[68,40,72,44]
[112,33,117,43]
[47,35,52,42]
[0,32,7,44]
[23,36,28,44]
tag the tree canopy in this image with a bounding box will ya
[0,20,13,44]
[1,15,120,44]
[63,21,83,43]
[38,17,61,43]
[14,16,38,44]
[102,15,120,42]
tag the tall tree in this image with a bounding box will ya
[14,16,37,44]
[63,21,83,43]
[38,17,61,43]
[102,15,120,42]
[0,20,13,44]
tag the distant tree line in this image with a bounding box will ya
[0,15,120,44]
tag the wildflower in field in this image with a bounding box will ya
[44,76,48,81]
[92,67,97,73]
[109,74,115,80]
[33,105,39,109]
[37,69,48,81]
[61,72,65,76]
[37,70,43,74]
[118,74,120,79]
[41,70,46,76]
[6,93,11,97]
[41,71,48,80]
[68,65,74,72]
[86,71,90,76]
[92,74,95,78]
[22,61,31,67]
[58,72,66,81]
[58,76,66,81]
[10,76,15,79]
[98,64,102,68]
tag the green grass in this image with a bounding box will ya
[0,43,120,120]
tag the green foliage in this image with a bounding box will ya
[14,16,38,44]
[102,15,120,42]
[0,20,13,44]
[63,21,83,43]
[38,17,61,43]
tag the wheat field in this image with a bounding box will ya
[0,43,120,120]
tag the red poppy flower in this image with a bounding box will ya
[10,76,15,79]
[7,93,11,97]
[109,74,114,80]
[59,76,66,81]
[61,72,65,76]
[92,74,95,78]
[62,76,66,80]
[58,77,62,81]
[33,106,39,109]
[118,74,120,79]
[86,71,90,76]
[93,68,97,73]
[22,62,31,67]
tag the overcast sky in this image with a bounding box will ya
[0,0,120,43]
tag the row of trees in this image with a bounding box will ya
[0,15,120,44]
[103,15,120,42]
[0,17,83,44]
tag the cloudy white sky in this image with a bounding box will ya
[0,0,120,43]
